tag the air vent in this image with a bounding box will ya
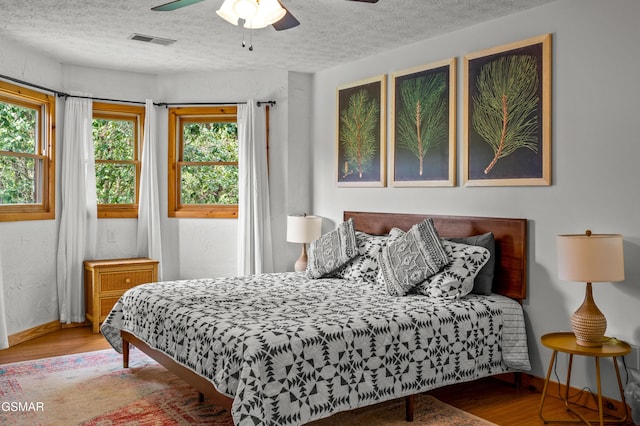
[129,33,176,46]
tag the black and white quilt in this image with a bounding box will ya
[102,272,530,426]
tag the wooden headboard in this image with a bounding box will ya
[344,211,528,301]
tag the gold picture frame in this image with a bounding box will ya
[463,33,552,186]
[336,75,386,187]
[391,58,456,187]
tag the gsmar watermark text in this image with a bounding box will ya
[1,401,45,412]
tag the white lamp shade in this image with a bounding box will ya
[556,233,625,283]
[287,215,322,244]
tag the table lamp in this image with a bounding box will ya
[556,230,625,347]
[287,214,322,272]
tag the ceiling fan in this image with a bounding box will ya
[151,0,379,31]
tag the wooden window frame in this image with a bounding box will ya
[168,106,238,219]
[92,102,145,219]
[0,81,56,222]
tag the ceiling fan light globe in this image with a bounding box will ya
[216,0,240,25]
[259,0,287,24]
[243,19,266,29]
[217,0,288,30]
[233,0,259,20]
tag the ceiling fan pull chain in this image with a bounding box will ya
[241,18,247,48]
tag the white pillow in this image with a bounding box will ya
[415,240,490,299]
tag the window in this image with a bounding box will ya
[92,102,144,218]
[0,80,56,222]
[168,106,238,218]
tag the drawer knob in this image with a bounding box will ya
[125,278,131,284]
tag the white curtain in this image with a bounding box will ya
[136,99,164,280]
[56,96,97,324]
[237,100,274,276]
[0,248,8,349]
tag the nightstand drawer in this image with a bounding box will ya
[84,257,159,333]
[99,270,155,292]
[100,296,121,317]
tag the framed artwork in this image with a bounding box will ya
[463,33,552,186]
[336,75,386,187]
[391,58,456,187]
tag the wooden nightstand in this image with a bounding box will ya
[538,332,630,425]
[84,258,159,333]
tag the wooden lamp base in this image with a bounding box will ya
[571,282,607,347]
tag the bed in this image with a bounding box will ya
[101,211,530,425]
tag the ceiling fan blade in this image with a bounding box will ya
[272,1,300,31]
[272,12,300,31]
[346,0,379,3]
[151,0,206,12]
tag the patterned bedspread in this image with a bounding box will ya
[102,272,530,425]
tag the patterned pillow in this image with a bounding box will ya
[373,228,405,292]
[307,218,358,279]
[447,233,495,295]
[377,219,449,296]
[415,240,490,299]
[332,231,388,283]
[387,227,405,243]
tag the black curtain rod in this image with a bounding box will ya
[156,101,276,107]
[60,93,148,105]
[0,73,65,97]
[0,73,275,107]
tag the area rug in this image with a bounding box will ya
[0,348,496,425]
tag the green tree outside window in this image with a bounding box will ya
[180,121,238,205]
[93,118,136,204]
[0,102,40,205]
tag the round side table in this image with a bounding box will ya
[538,332,630,425]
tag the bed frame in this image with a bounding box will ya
[121,211,528,422]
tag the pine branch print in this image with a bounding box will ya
[340,89,379,178]
[472,54,539,174]
[396,73,447,175]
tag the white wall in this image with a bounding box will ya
[311,0,640,398]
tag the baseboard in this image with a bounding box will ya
[8,320,61,347]
[7,320,85,347]
[522,373,630,420]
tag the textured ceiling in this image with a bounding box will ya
[0,0,557,74]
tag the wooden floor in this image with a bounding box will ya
[0,327,619,426]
